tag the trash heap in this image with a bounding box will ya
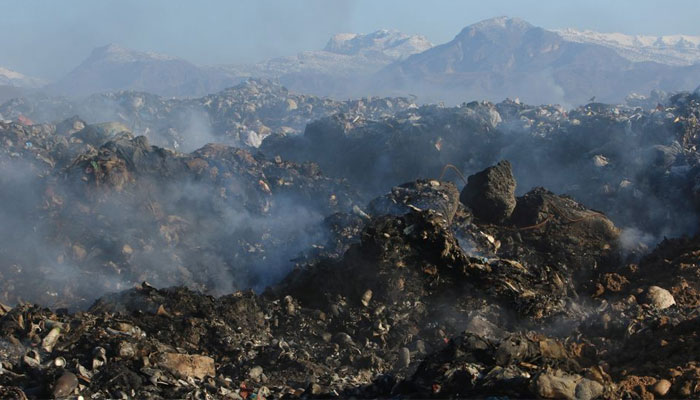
[261,91,700,238]
[0,158,698,399]
[0,118,359,309]
[0,79,416,151]
[0,83,699,398]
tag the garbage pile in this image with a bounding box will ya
[261,92,700,239]
[0,79,416,151]
[1,159,697,399]
[0,82,699,398]
[0,117,360,310]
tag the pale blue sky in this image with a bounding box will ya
[2,0,698,79]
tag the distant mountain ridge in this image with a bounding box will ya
[377,17,700,105]
[323,29,432,58]
[46,44,240,98]
[556,29,700,66]
[215,29,432,97]
[0,67,44,105]
[45,31,431,99]
[83,44,179,63]
[22,18,700,104]
[0,66,45,88]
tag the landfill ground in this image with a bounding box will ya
[0,83,699,399]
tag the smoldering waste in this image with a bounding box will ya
[0,119,360,309]
[0,92,699,398]
[261,90,700,239]
[0,79,415,151]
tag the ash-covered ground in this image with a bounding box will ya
[0,83,699,399]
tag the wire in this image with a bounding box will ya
[439,164,469,185]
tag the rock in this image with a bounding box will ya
[283,295,295,315]
[460,160,516,223]
[536,370,580,399]
[464,314,505,340]
[679,380,693,397]
[72,244,87,261]
[333,332,353,345]
[122,244,133,255]
[643,286,676,309]
[249,366,264,381]
[118,342,137,359]
[360,289,373,307]
[156,353,215,380]
[593,155,609,167]
[575,379,604,400]
[52,371,78,398]
[415,340,426,354]
[306,382,323,396]
[398,347,411,368]
[652,379,671,397]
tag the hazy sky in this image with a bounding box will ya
[2,0,699,79]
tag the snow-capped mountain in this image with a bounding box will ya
[217,30,432,97]
[556,29,700,66]
[34,21,700,103]
[0,66,45,88]
[48,31,431,99]
[377,17,700,105]
[323,29,432,59]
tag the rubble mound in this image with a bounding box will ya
[1,84,700,398]
[506,187,620,273]
[0,127,360,308]
[460,160,516,223]
[400,331,601,398]
[0,167,699,398]
[261,93,700,238]
[0,79,416,150]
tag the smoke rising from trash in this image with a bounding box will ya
[3,12,700,398]
[0,123,358,309]
[2,82,700,311]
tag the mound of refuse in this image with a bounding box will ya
[0,79,416,151]
[1,79,700,398]
[1,159,696,399]
[0,118,359,309]
[261,92,700,239]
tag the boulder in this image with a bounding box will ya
[460,160,516,223]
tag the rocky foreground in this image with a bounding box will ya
[0,159,698,399]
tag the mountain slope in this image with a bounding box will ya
[0,67,46,106]
[0,66,45,88]
[377,17,700,105]
[323,29,432,58]
[30,22,700,103]
[47,44,241,98]
[216,30,432,97]
[48,32,430,99]
[556,29,700,66]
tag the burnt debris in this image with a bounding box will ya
[0,85,699,398]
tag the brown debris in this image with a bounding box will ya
[155,353,215,380]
